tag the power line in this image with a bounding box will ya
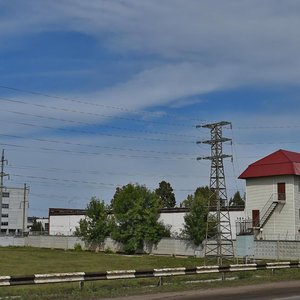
[0,84,206,123]
[0,96,195,128]
[235,125,300,130]
[236,141,300,145]
[8,163,216,179]
[1,109,200,139]
[11,173,240,193]
[9,121,195,144]
[10,173,196,192]
[11,174,118,188]
[30,192,81,200]
[0,133,197,157]
[0,142,195,160]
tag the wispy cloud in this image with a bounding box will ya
[2,1,300,96]
[1,1,300,214]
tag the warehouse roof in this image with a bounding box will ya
[239,149,300,179]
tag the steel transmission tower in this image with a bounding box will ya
[197,121,234,265]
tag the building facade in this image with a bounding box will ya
[1,187,29,234]
[239,149,300,240]
[49,207,244,239]
[49,208,86,236]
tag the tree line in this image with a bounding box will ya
[76,181,244,254]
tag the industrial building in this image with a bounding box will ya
[239,149,300,240]
[49,208,86,236]
[48,207,244,238]
[0,187,29,235]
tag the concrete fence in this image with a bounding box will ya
[1,235,300,260]
[0,235,84,249]
[0,235,204,256]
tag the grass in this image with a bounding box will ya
[0,247,300,299]
[0,246,207,275]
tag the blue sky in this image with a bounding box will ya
[1,0,300,216]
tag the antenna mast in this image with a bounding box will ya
[197,121,234,265]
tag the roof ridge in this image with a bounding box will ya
[280,149,293,161]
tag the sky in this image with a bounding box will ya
[1,0,300,217]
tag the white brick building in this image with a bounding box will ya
[239,149,300,240]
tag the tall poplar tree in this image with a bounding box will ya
[155,180,176,208]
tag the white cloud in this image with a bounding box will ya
[2,0,300,108]
[1,0,300,109]
[2,1,300,215]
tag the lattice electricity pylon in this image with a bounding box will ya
[196,121,234,265]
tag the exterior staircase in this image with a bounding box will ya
[253,193,285,229]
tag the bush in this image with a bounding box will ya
[104,247,114,254]
[74,243,83,252]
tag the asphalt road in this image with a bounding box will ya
[103,280,300,300]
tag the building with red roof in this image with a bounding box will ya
[239,149,300,179]
[239,149,300,240]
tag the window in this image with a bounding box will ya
[1,222,8,226]
[2,204,9,209]
[1,192,9,198]
[1,214,8,218]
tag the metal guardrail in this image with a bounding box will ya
[0,261,299,287]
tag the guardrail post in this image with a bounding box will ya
[79,281,84,290]
[157,276,163,287]
[221,272,226,281]
[271,268,275,276]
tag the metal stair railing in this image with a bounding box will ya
[260,201,277,228]
[253,193,285,229]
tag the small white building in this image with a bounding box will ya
[239,149,300,240]
[49,208,86,236]
[1,187,29,235]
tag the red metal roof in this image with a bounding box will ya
[239,149,300,179]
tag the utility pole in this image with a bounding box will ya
[22,183,29,236]
[0,150,9,234]
[197,121,234,265]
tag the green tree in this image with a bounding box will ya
[155,180,176,208]
[181,186,214,208]
[75,197,111,249]
[229,191,245,208]
[31,219,44,233]
[111,183,170,254]
[182,186,217,246]
[180,194,194,208]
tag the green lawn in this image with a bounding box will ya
[0,247,299,300]
[0,246,206,275]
